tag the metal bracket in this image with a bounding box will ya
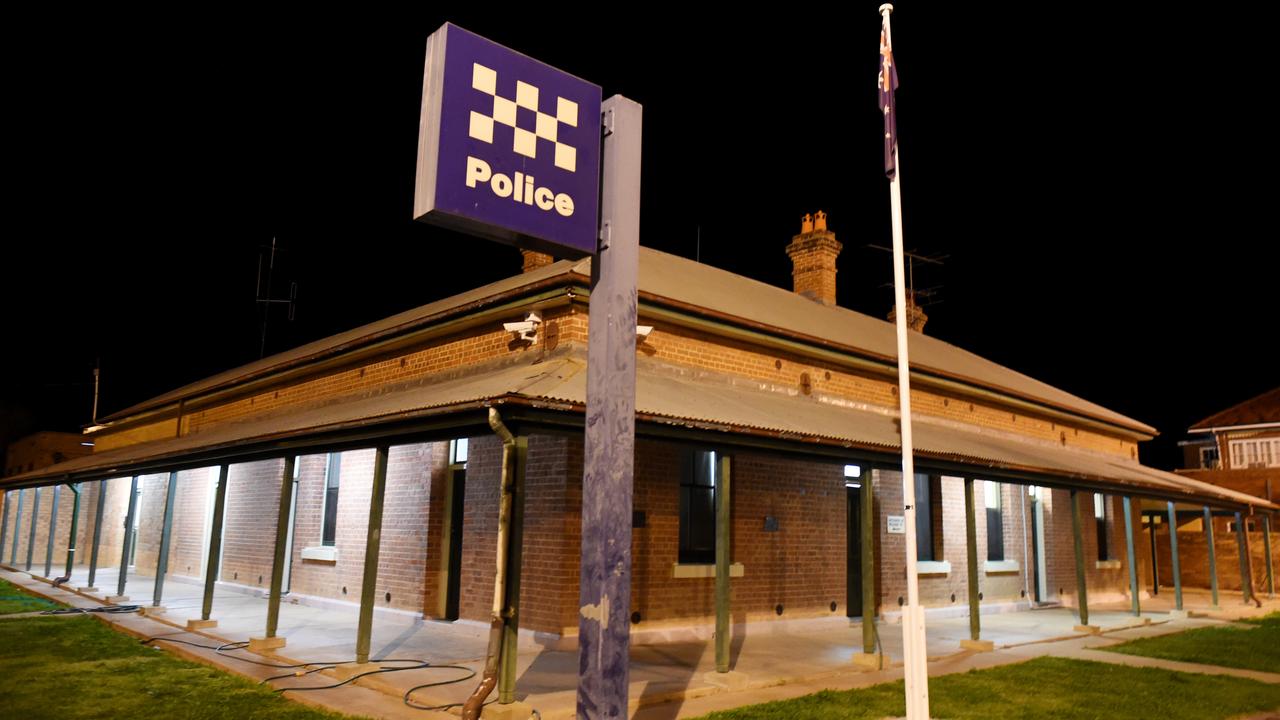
[601,107,614,137]
[598,220,611,250]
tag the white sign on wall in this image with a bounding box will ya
[887,515,906,534]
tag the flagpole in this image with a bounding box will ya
[880,4,931,719]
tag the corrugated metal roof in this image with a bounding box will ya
[6,345,1270,511]
[100,248,1155,435]
[1189,386,1280,431]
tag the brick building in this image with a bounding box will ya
[2,217,1276,655]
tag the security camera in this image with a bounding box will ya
[503,311,542,343]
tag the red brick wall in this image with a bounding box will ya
[220,459,286,589]
[1154,516,1279,593]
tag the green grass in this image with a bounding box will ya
[0,577,65,614]
[1102,612,1280,674]
[692,657,1280,720]
[0,616,367,720]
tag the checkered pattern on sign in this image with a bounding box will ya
[468,62,579,172]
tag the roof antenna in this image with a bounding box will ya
[256,237,298,358]
[91,357,101,425]
[696,225,702,263]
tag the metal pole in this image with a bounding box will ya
[201,465,230,621]
[577,94,641,720]
[1204,506,1219,608]
[861,473,876,655]
[44,484,61,577]
[1149,517,1160,595]
[62,483,81,580]
[8,489,23,564]
[1123,497,1140,616]
[26,487,41,571]
[1234,512,1252,604]
[152,472,179,607]
[1070,490,1090,627]
[1167,502,1182,611]
[87,480,108,589]
[117,476,139,597]
[0,492,11,563]
[499,437,528,702]
[880,7,928,715]
[355,447,390,665]
[714,454,732,673]
[963,478,980,642]
[1264,514,1274,597]
[265,456,296,639]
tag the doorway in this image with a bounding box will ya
[128,484,143,568]
[1029,486,1048,602]
[846,483,863,618]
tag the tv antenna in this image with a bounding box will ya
[868,244,948,306]
[256,237,298,358]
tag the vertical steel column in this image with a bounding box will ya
[355,447,390,665]
[1149,519,1160,595]
[1123,497,1140,616]
[1234,512,1253,604]
[1264,514,1274,597]
[1166,502,1182,611]
[963,478,981,641]
[1204,507,1219,608]
[8,489,23,564]
[577,94,642,720]
[44,484,61,577]
[498,437,528,702]
[264,457,296,639]
[861,472,876,655]
[116,476,140,597]
[87,480,108,589]
[714,454,732,673]
[1070,490,1090,626]
[0,492,11,563]
[26,487,41,571]
[201,466,230,621]
[152,472,179,607]
[62,483,81,579]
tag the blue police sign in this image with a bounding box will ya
[414,23,602,257]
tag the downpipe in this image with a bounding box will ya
[462,408,516,720]
[53,482,81,587]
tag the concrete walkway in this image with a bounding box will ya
[5,564,1278,719]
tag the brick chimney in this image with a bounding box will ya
[785,210,842,305]
[521,249,554,273]
[887,292,929,332]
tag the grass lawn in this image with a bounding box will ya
[1102,612,1280,674]
[0,577,65,614]
[692,657,1280,720]
[0,615,366,720]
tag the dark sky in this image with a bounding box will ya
[3,6,1275,469]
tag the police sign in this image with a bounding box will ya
[414,23,602,256]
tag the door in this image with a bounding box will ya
[846,485,863,618]
[1030,486,1048,602]
[443,467,466,621]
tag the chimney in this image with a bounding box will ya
[520,249,554,273]
[887,291,929,333]
[785,210,842,305]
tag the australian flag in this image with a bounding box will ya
[879,16,899,180]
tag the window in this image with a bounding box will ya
[451,438,469,465]
[844,464,862,487]
[679,450,717,564]
[984,480,1004,561]
[915,474,943,562]
[1229,438,1280,469]
[321,453,342,547]
[1199,445,1219,469]
[1094,493,1111,561]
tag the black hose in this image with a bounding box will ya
[42,604,142,615]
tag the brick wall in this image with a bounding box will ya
[220,459,286,589]
[1153,516,1279,593]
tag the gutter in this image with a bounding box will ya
[462,408,516,720]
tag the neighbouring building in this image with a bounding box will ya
[1,215,1275,649]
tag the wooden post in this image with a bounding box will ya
[1167,502,1183,612]
[1234,512,1253,604]
[26,487,41,571]
[115,477,139,598]
[577,94,642,720]
[715,454,732,673]
[499,437,528,702]
[152,472,179,607]
[963,478,981,642]
[8,489,23,564]
[201,466,230,622]
[1070,490,1091,628]
[264,457,296,639]
[1204,506,1219,608]
[43,484,60,577]
[355,447,390,665]
[1123,496,1140,616]
[86,480,108,589]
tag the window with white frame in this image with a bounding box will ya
[984,480,1004,561]
[321,453,342,546]
[1228,438,1280,469]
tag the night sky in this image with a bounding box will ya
[3,6,1275,470]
